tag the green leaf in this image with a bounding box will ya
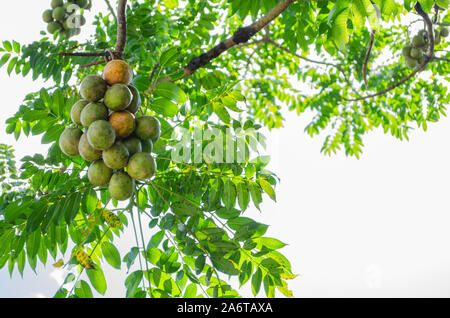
[251,268,263,296]
[254,237,287,250]
[123,247,139,271]
[102,242,121,269]
[26,230,41,258]
[154,82,187,104]
[86,266,107,295]
[125,270,143,298]
[211,256,239,276]
[171,202,201,217]
[75,280,93,298]
[183,283,197,298]
[3,41,12,52]
[160,47,180,67]
[222,180,236,209]
[237,182,250,211]
[195,255,206,274]
[147,230,165,249]
[0,53,11,68]
[151,97,179,117]
[263,275,275,298]
[418,0,434,12]
[12,41,20,54]
[258,178,276,201]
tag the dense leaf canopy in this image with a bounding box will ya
[0,0,449,298]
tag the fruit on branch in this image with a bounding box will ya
[441,27,449,38]
[88,160,112,186]
[412,34,426,48]
[42,10,53,23]
[402,27,447,69]
[59,127,82,157]
[135,116,161,143]
[51,0,64,8]
[80,102,109,128]
[109,111,136,139]
[126,152,156,181]
[108,171,134,201]
[79,133,102,162]
[104,84,132,111]
[103,60,134,86]
[47,22,62,34]
[70,99,89,125]
[60,60,160,202]
[80,75,108,102]
[126,85,142,114]
[102,143,130,170]
[52,7,66,20]
[86,120,116,150]
[120,137,142,156]
[140,139,153,153]
[43,0,91,39]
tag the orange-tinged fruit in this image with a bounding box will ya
[103,59,133,86]
[109,111,136,139]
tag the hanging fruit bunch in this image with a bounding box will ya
[42,0,92,39]
[402,27,449,69]
[59,59,160,201]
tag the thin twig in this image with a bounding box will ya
[362,30,376,88]
[105,0,118,22]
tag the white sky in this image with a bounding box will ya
[1,0,450,298]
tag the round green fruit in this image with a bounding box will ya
[80,75,108,102]
[109,171,134,201]
[86,120,116,150]
[405,56,419,69]
[59,127,83,157]
[76,0,89,8]
[401,45,412,58]
[43,10,54,23]
[441,27,449,38]
[140,138,153,153]
[412,34,426,47]
[121,137,142,156]
[126,152,156,181]
[135,116,161,143]
[88,160,112,186]
[126,85,141,114]
[102,143,130,170]
[51,0,64,8]
[79,133,102,162]
[47,22,62,34]
[409,48,422,59]
[104,84,132,111]
[70,99,89,125]
[52,7,65,21]
[80,102,108,128]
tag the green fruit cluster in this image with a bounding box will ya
[42,0,91,39]
[402,27,448,69]
[59,61,161,202]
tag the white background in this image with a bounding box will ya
[1,0,450,298]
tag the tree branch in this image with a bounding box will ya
[345,2,434,102]
[114,0,127,59]
[151,0,298,88]
[60,0,127,64]
[362,30,376,88]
